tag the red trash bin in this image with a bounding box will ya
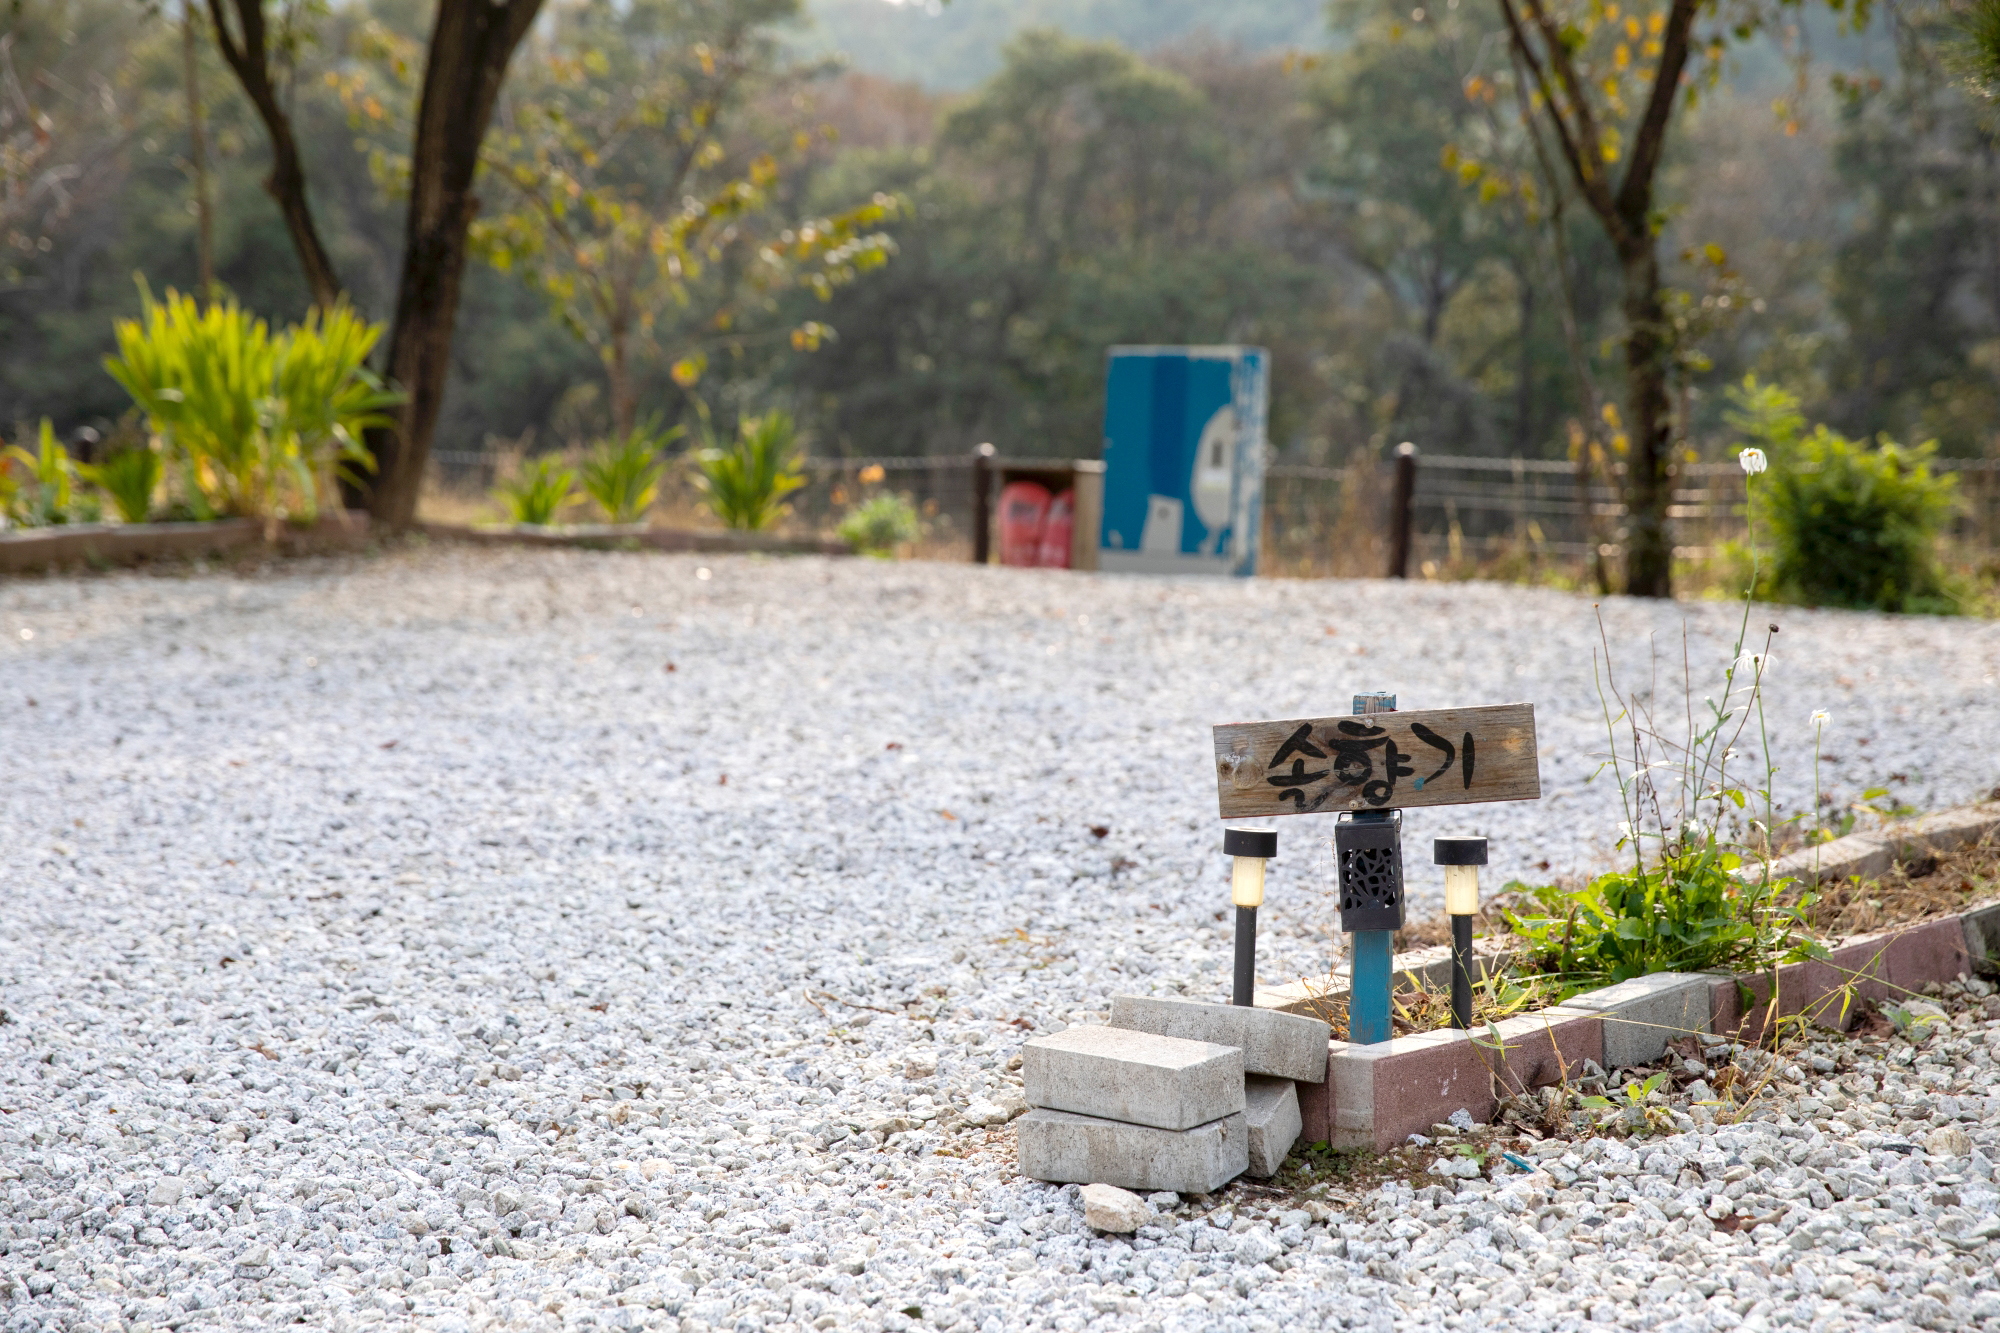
[1037,490,1074,568]
[997,481,1051,567]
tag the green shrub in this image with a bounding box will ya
[581,422,679,525]
[694,411,804,532]
[837,493,920,556]
[494,455,577,525]
[103,284,399,529]
[79,447,165,524]
[2,419,98,527]
[1727,377,1960,613]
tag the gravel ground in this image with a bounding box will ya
[2,548,1999,1333]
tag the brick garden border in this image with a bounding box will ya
[1274,801,2000,1152]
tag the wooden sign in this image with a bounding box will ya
[1211,703,1540,819]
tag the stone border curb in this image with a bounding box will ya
[0,515,371,574]
[414,520,851,557]
[1758,802,2000,886]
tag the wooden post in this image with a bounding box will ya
[1069,460,1105,572]
[970,443,995,565]
[1387,442,1417,579]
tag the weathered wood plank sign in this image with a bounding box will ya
[1211,703,1540,819]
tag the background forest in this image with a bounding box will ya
[3,0,1997,494]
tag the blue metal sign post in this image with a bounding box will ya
[1337,692,1404,1046]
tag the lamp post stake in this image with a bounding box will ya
[1343,691,1401,1046]
[1223,828,1277,1007]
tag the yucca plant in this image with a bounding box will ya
[693,411,804,532]
[78,446,165,524]
[494,455,578,526]
[582,422,681,525]
[3,419,92,527]
[103,283,399,534]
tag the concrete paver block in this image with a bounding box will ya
[1561,972,1712,1069]
[1883,917,1972,991]
[1765,836,1893,887]
[1016,1108,1248,1195]
[1243,1075,1302,1178]
[1892,805,2000,860]
[1963,901,2000,971]
[1021,1026,1244,1131]
[1108,995,1331,1082]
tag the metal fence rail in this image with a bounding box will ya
[428,444,2000,574]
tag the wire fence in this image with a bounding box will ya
[428,447,2000,576]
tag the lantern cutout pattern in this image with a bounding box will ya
[1334,811,1406,933]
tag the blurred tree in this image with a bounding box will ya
[205,0,545,525]
[1824,14,2000,455]
[1,9,131,299]
[1303,0,1605,457]
[468,0,899,437]
[1491,0,1867,596]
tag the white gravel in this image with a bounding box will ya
[2,548,1998,1333]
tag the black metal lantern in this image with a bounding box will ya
[1335,811,1405,933]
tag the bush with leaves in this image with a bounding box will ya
[494,455,578,526]
[693,411,804,532]
[1725,377,1960,614]
[104,285,399,534]
[2,420,99,528]
[78,447,165,525]
[581,423,679,525]
[837,493,920,556]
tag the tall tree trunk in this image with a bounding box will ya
[205,0,341,309]
[1619,241,1673,598]
[182,0,215,299]
[608,321,635,439]
[362,0,545,528]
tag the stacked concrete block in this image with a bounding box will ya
[1016,1109,1248,1195]
[1243,1075,1301,1178]
[1558,971,1711,1069]
[1107,994,1331,1082]
[1020,1026,1244,1129]
[1100,996,1327,1179]
[1016,1026,1248,1194]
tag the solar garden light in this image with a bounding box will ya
[1434,835,1489,1031]
[1223,827,1277,1007]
